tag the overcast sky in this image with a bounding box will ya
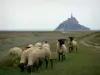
[0,0,100,31]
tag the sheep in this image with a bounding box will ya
[56,39,67,62]
[7,47,23,67]
[35,42,42,49]
[8,47,22,57]
[36,41,51,69]
[27,43,53,73]
[41,41,53,69]
[18,44,35,72]
[18,43,42,72]
[41,42,53,69]
[68,37,78,53]
[18,42,53,73]
[26,47,40,73]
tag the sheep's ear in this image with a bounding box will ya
[26,47,30,48]
[44,41,48,43]
[58,39,60,41]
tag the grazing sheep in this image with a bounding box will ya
[18,42,53,73]
[27,43,53,73]
[41,44,53,69]
[8,47,22,57]
[57,39,67,62]
[68,37,78,53]
[18,43,42,72]
[18,43,41,72]
[26,47,40,73]
[8,47,23,67]
[18,45,35,72]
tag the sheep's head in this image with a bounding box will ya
[69,37,75,41]
[43,41,48,43]
[58,39,65,44]
[35,42,42,49]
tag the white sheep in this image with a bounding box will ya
[57,42,67,53]
[26,47,40,73]
[68,37,78,53]
[56,39,67,62]
[18,45,35,72]
[18,42,52,73]
[8,47,22,57]
[18,43,42,72]
[27,43,53,73]
[19,44,38,71]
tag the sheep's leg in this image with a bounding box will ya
[35,62,39,72]
[76,47,78,52]
[25,59,28,66]
[27,65,31,73]
[32,64,35,72]
[63,54,65,60]
[71,47,73,52]
[38,59,43,68]
[32,62,39,72]
[69,47,71,53]
[58,53,61,61]
[69,48,70,53]
[18,63,25,72]
[45,58,49,69]
[50,59,53,68]
[61,53,64,62]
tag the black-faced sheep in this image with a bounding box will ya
[68,37,78,53]
[57,39,67,62]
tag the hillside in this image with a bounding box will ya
[55,14,90,31]
[0,31,100,75]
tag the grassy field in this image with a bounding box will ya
[89,33,100,45]
[82,31,100,46]
[0,31,100,75]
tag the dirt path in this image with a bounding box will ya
[80,40,100,49]
[79,33,100,50]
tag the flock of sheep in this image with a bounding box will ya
[8,37,78,73]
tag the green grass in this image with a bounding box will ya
[0,43,100,75]
[0,31,100,75]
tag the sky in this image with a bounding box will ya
[0,0,100,31]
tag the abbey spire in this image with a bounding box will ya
[71,13,73,18]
